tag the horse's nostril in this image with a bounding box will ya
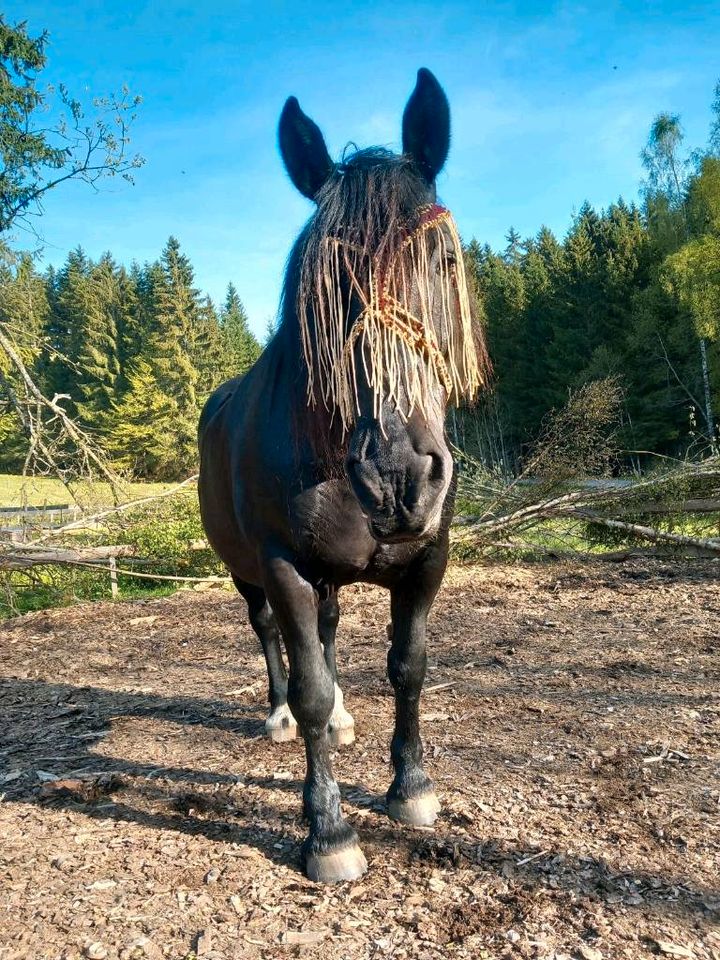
[346,457,384,509]
[429,451,447,482]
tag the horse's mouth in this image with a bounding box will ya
[367,515,439,545]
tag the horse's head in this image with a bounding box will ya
[278,69,488,543]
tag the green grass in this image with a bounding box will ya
[0,569,179,618]
[0,481,219,620]
[0,474,174,510]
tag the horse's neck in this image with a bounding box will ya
[264,319,345,480]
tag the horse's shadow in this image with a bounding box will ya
[1,676,717,922]
[0,676,387,871]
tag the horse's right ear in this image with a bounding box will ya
[278,97,334,201]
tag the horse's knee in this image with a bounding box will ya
[387,640,426,694]
[288,660,335,736]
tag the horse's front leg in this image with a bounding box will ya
[386,550,445,826]
[263,553,367,882]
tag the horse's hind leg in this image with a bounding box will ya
[385,548,444,827]
[232,575,297,742]
[318,587,355,747]
[263,554,366,883]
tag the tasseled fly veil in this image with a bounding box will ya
[297,201,485,432]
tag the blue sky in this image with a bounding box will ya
[5,1,720,336]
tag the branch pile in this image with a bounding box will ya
[455,381,720,558]
[456,457,720,556]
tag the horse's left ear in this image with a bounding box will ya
[278,96,334,201]
[402,68,450,184]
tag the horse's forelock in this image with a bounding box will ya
[284,147,489,446]
[309,149,429,264]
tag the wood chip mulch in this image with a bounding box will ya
[0,559,718,960]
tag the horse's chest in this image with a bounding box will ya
[291,481,427,584]
[293,482,376,572]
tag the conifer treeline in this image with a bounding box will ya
[464,137,720,469]
[0,237,261,479]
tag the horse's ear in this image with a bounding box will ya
[278,96,334,201]
[402,68,450,183]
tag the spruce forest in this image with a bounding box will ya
[465,131,720,469]
[0,239,261,479]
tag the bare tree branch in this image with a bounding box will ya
[0,325,121,492]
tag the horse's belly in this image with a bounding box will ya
[200,488,261,584]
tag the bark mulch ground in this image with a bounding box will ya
[0,559,718,960]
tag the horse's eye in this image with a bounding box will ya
[436,253,456,274]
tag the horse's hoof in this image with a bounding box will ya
[328,723,355,747]
[305,844,367,883]
[387,792,441,827]
[265,704,298,743]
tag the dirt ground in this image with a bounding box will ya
[1,560,718,960]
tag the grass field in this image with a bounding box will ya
[0,474,174,510]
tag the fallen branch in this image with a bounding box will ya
[615,498,720,514]
[0,544,136,571]
[457,457,720,546]
[425,681,458,694]
[0,326,120,492]
[33,474,199,543]
[21,558,230,584]
[0,546,229,583]
[577,511,720,554]
[467,540,717,561]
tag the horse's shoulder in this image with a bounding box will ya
[198,375,245,438]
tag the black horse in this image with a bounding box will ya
[198,68,488,882]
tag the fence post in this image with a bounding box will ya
[109,556,118,599]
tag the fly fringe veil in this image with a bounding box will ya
[297,204,485,432]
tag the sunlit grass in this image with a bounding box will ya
[0,474,174,510]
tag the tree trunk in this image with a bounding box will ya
[699,336,716,448]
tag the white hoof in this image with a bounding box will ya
[388,791,441,827]
[305,844,367,883]
[328,683,355,746]
[265,703,298,742]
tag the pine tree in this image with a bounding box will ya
[503,227,523,265]
[49,247,94,411]
[104,358,178,479]
[0,246,48,358]
[147,237,200,413]
[142,237,202,473]
[263,316,278,346]
[114,263,143,389]
[220,283,261,378]
[0,244,49,469]
[73,255,123,423]
[192,295,226,401]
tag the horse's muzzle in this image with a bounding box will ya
[345,416,451,544]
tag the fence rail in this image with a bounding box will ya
[0,503,85,542]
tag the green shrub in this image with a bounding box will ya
[0,490,226,619]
